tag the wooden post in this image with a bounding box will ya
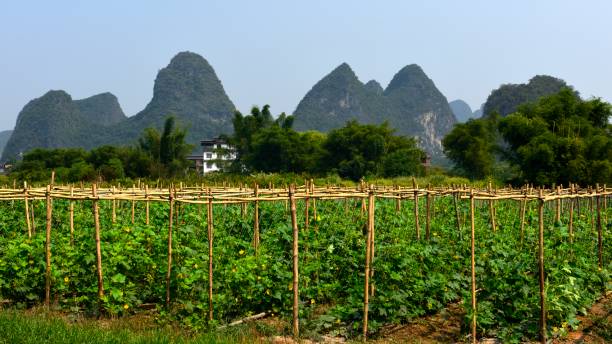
[425,185,431,241]
[520,188,527,244]
[112,186,116,224]
[289,185,300,339]
[470,189,477,344]
[413,178,420,240]
[596,187,603,269]
[363,187,374,340]
[44,185,52,308]
[537,189,546,344]
[304,186,310,232]
[31,200,36,234]
[69,186,74,245]
[590,186,595,233]
[254,183,260,251]
[453,186,461,240]
[488,182,496,232]
[555,186,561,223]
[145,185,150,225]
[207,190,214,321]
[24,182,31,239]
[93,184,105,307]
[131,199,135,224]
[166,187,174,309]
[569,184,574,245]
[395,185,401,212]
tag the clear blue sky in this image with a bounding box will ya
[1,0,611,131]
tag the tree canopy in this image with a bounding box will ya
[443,89,611,185]
[228,106,426,180]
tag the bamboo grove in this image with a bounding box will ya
[0,180,609,343]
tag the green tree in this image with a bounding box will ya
[442,117,497,180]
[323,121,425,180]
[498,88,611,185]
[139,116,193,177]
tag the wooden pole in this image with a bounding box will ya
[470,189,477,344]
[69,185,74,245]
[289,185,300,339]
[488,182,496,232]
[31,200,36,234]
[596,188,603,269]
[453,186,461,240]
[24,182,31,239]
[537,189,546,344]
[207,189,214,321]
[93,184,105,307]
[520,189,527,244]
[44,185,52,308]
[555,186,561,223]
[145,185,150,225]
[569,184,574,245]
[425,185,431,241]
[413,178,420,240]
[304,186,310,232]
[112,186,116,224]
[395,185,401,212]
[363,187,374,340]
[254,183,260,251]
[166,187,174,309]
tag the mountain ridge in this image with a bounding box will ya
[293,62,457,159]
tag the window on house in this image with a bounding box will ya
[206,162,214,168]
[205,153,212,159]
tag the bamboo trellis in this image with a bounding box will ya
[0,181,609,343]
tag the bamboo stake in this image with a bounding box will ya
[488,182,496,232]
[363,187,374,340]
[555,186,561,223]
[369,186,376,297]
[112,186,116,224]
[166,187,174,309]
[145,185,150,225]
[93,184,105,308]
[31,200,36,234]
[254,183,260,251]
[69,186,74,245]
[453,186,461,240]
[24,182,31,239]
[520,190,527,244]
[413,178,420,240]
[425,185,431,241]
[44,185,52,308]
[596,188,603,269]
[470,189,477,344]
[304,187,310,232]
[395,185,401,212]
[537,189,546,344]
[207,189,214,321]
[569,184,574,245]
[289,185,300,339]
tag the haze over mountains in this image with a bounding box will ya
[1,51,575,163]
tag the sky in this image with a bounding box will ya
[1,0,611,131]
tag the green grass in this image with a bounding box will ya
[0,310,253,344]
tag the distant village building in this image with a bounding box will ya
[188,137,236,174]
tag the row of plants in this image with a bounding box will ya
[0,194,609,342]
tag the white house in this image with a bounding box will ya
[196,137,236,174]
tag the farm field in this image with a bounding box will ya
[0,184,610,343]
